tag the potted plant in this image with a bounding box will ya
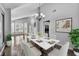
[6,34,12,46]
[69,28,79,56]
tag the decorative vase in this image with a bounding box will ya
[7,40,12,46]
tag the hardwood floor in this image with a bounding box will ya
[4,42,76,56]
[4,46,11,56]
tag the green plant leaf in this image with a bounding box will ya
[69,28,79,49]
[6,34,12,41]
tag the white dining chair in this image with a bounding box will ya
[27,36,31,42]
[48,42,69,56]
[20,40,41,56]
[23,38,34,48]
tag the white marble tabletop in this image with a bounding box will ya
[31,38,59,50]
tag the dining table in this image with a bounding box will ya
[30,38,60,55]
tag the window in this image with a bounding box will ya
[0,13,4,48]
[15,22,23,33]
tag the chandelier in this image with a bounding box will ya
[35,5,45,21]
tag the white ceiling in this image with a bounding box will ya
[1,3,44,21]
[1,3,25,9]
[11,3,44,20]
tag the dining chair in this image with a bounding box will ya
[27,36,31,42]
[23,37,34,48]
[20,40,41,56]
[48,42,69,56]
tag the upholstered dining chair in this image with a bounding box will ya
[48,42,69,56]
[20,40,41,56]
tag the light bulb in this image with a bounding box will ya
[40,13,45,17]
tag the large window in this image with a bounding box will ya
[15,22,23,33]
[11,21,28,45]
[0,13,4,48]
[11,22,27,34]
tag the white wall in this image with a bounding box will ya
[0,4,11,45]
[5,8,11,37]
[40,3,79,48]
